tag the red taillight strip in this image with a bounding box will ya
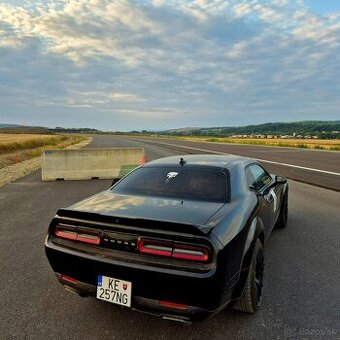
[54,227,101,245]
[172,244,209,262]
[61,275,78,284]
[159,301,188,310]
[76,233,101,245]
[55,228,77,241]
[137,239,172,257]
[137,238,210,262]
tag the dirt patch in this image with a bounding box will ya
[0,137,92,188]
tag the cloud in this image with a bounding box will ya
[111,92,146,101]
[0,0,339,130]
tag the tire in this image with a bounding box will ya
[233,239,264,314]
[275,191,288,229]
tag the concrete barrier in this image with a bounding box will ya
[42,148,145,181]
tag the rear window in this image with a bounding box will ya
[112,166,228,202]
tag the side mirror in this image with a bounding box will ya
[275,175,287,184]
[249,184,262,196]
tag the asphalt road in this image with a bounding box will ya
[0,135,339,340]
[124,137,340,191]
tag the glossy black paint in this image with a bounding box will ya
[45,154,288,321]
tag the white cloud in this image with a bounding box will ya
[111,92,146,101]
[0,0,339,129]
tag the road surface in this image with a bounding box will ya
[0,135,339,340]
[121,137,340,191]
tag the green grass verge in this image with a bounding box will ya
[118,164,140,178]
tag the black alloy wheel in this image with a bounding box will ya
[233,239,264,314]
[254,245,264,307]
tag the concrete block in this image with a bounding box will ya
[42,148,145,181]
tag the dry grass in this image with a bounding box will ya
[153,136,340,151]
[0,134,87,168]
[0,134,65,154]
[0,134,55,143]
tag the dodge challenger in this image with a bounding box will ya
[45,154,288,323]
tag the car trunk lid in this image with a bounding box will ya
[58,190,225,235]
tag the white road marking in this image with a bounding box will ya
[136,139,340,177]
[254,158,340,176]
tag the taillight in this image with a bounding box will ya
[137,238,210,262]
[55,228,77,241]
[172,244,209,262]
[159,301,188,310]
[137,238,172,257]
[54,226,101,245]
[61,275,78,284]
[76,232,101,245]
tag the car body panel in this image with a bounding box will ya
[67,191,226,228]
[45,154,288,321]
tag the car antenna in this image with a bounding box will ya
[179,157,186,166]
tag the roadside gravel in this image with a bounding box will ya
[0,137,92,188]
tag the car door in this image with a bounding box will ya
[247,164,277,238]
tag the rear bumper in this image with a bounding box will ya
[46,244,234,321]
[56,272,217,322]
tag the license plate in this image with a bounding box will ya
[96,275,132,307]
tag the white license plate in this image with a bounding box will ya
[96,275,132,307]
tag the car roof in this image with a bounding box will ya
[144,154,254,169]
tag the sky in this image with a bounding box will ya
[0,0,339,131]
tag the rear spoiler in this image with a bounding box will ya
[54,209,212,236]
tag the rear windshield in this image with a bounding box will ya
[112,166,228,202]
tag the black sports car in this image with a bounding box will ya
[45,154,288,323]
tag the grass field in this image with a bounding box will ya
[0,134,87,168]
[149,135,340,151]
[0,134,56,143]
[0,134,68,153]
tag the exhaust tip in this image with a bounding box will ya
[162,315,192,325]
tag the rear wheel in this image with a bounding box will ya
[233,239,264,314]
[276,191,288,229]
